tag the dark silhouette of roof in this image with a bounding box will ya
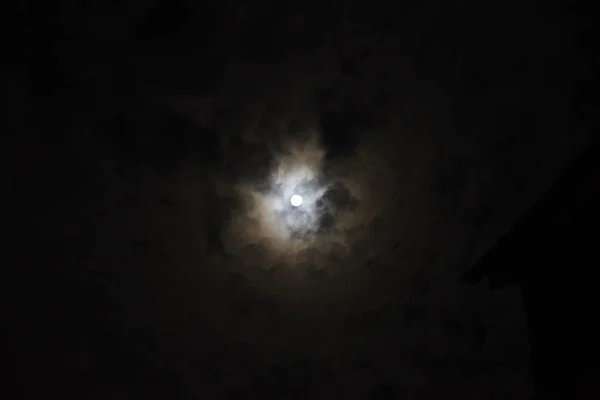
[464,137,600,398]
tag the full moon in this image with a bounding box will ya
[290,194,303,207]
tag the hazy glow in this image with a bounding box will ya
[225,133,360,264]
[227,134,330,258]
[290,194,303,207]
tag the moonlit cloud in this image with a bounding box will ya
[223,132,361,265]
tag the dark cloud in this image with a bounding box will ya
[136,1,199,42]
[226,136,274,182]
[318,102,365,160]
[108,106,221,171]
[321,181,358,211]
[318,211,336,233]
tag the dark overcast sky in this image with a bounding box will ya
[4,1,598,399]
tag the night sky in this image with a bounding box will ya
[4,1,598,398]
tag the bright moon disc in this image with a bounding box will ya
[290,194,303,207]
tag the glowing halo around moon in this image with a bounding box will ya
[224,133,360,264]
[290,194,303,207]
